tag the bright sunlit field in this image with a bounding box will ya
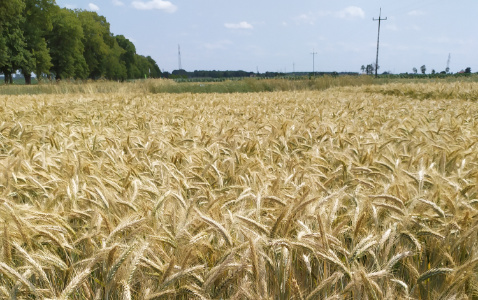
[1,81,478,299]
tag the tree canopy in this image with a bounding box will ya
[0,1,161,84]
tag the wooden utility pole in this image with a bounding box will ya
[311,49,317,76]
[373,8,387,78]
[178,45,182,70]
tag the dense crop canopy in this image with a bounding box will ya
[1,84,478,298]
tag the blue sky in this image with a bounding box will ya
[56,0,478,74]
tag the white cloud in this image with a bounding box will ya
[131,0,177,13]
[294,8,363,24]
[203,40,233,50]
[406,25,422,31]
[337,6,365,19]
[112,0,124,6]
[294,11,331,25]
[408,10,425,16]
[385,24,399,31]
[295,13,316,25]
[224,21,253,30]
[88,3,100,11]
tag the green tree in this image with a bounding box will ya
[21,0,56,84]
[116,35,137,78]
[365,64,374,75]
[77,10,111,79]
[0,0,27,83]
[48,8,88,80]
[104,41,127,80]
[77,10,132,80]
[0,19,31,84]
[146,56,161,78]
[420,65,426,74]
[134,54,150,79]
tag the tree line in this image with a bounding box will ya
[164,70,356,79]
[0,0,161,84]
[361,63,473,76]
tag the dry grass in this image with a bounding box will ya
[1,82,478,299]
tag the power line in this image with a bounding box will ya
[373,8,387,77]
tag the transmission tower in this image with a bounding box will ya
[373,8,387,78]
[178,45,182,70]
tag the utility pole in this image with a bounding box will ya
[446,53,451,73]
[311,49,317,76]
[373,8,387,78]
[178,44,182,70]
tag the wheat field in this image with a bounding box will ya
[1,82,478,299]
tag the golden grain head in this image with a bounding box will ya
[1,79,478,298]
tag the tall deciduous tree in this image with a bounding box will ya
[1,20,31,84]
[104,41,127,80]
[77,10,128,80]
[21,0,56,84]
[0,0,27,83]
[77,10,110,79]
[134,54,149,79]
[146,56,161,78]
[420,65,426,74]
[116,35,138,79]
[48,7,88,80]
[1,2,160,83]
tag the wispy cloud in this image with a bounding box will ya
[88,3,100,11]
[293,11,329,25]
[294,7,364,25]
[131,0,177,13]
[112,0,124,6]
[336,6,365,19]
[385,24,399,31]
[202,40,233,50]
[224,21,253,30]
[295,13,318,25]
[408,10,425,16]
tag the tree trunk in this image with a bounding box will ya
[4,72,11,84]
[24,73,32,85]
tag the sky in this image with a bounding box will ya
[55,0,478,74]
